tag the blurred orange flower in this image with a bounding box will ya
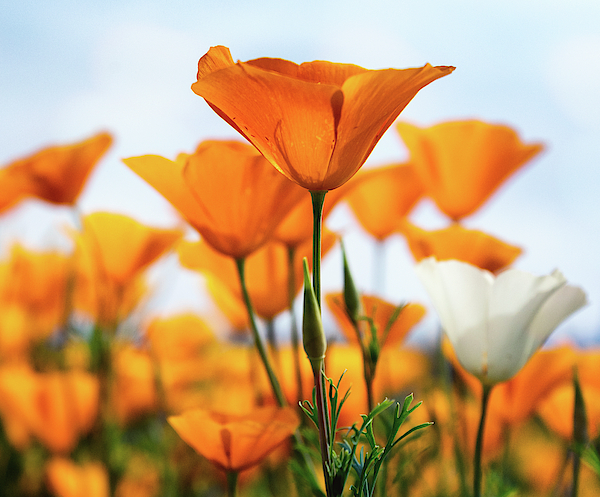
[179,230,337,323]
[0,244,71,358]
[0,132,112,213]
[111,343,158,424]
[396,120,544,220]
[399,222,522,273]
[168,405,299,472]
[192,46,454,191]
[446,341,575,428]
[344,164,424,241]
[145,314,217,412]
[72,212,181,327]
[537,348,600,440]
[46,457,109,497]
[124,140,306,259]
[326,293,425,347]
[325,345,431,428]
[0,364,99,452]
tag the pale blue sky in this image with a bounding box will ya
[1,0,599,345]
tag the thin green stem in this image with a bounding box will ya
[227,470,238,497]
[474,384,493,497]
[314,363,332,496]
[235,258,286,407]
[310,190,327,307]
[287,246,303,402]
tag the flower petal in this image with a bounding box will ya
[327,65,455,189]
[192,62,340,189]
[415,258,492,377]
[486,270,567,382]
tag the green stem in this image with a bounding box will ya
[310,190,327,307]
[235,258,286,407]
[287,246,304,402]
[314,363,332,496]
[474,384,493,497]
[227,470,238,497]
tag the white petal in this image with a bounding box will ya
[415,258,492,377]
[486,269,570,382]
[526,284,587,348]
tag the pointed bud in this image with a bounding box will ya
[342,241,361,326]
[302,258,326,372]
[573,368,588,448]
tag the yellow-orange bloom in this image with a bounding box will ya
[124,140,306,259]
[46,457,109,497]
[111,344,158,425]
[192,46,454,191]
[0,132,112,213]
[396,120,544,220]
[399,222,522,273]
[179,230,337,323]
[72,212,181,327]
[168,406,299,472]
[326,293,425,347]
[344,164,424,241]
[0,364,99,452]
[0,245,71,357]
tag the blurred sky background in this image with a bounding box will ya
[1,0,599,347]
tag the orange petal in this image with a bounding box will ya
[344,163,424,241]
[326,65,455,189]
[396,120,544,220]
[400,222,522,273]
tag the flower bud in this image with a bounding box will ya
[302,258,326,372]
[341,241,361,326]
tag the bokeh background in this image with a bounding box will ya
[1,0,599,345]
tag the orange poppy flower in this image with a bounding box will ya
[46,457,109,497]
[0,132,112,213]
[445,341,575,428]
[537,348,600,440]
[111,344,158,425]
[168,405,299,472]
[0,244,71,357]
[71,212,181,327]
[0,364,99,453]
[326,293,426,347]
[396,120,544,220]
[192,46,454,191]
[399,222,522,273]
[179,230,337,322]
[124,140,306,259]
[344,164,424,241]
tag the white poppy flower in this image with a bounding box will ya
[415,257,587,385]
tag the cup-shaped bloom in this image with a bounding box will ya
[344,163,424,241]
[415,257,586,386]
[168,406,299,472]
[192,46,454,191]
[400,222,522,273]
[396,120,544,220]
[124,140,306,259]
[0,132,112,213]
